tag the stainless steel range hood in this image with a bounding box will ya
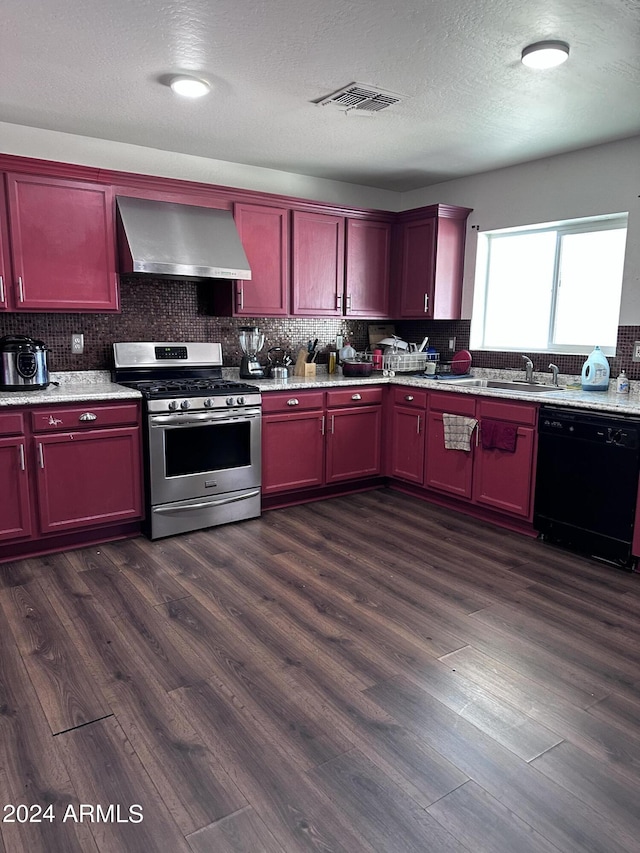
[116,196,251,281]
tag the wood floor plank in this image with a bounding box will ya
[0,581,111,734]
[186,807,285,853]
[97,538,194,607]
[309,748,470,853]
[532,740,640,844]
[0,604,99,853]
[171,678,379,853]
[366,673,639,853]
[426,779,565,853]
[57,716,191,853]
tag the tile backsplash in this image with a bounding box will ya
[1,278,638,379]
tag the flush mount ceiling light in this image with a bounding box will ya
[521,40,570,69]
[169,75,211,98]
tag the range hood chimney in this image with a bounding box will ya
[116,196,251,281]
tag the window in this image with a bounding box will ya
[470,214,628,355]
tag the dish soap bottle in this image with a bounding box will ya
[581,346,610,392]
[616,369,630,394]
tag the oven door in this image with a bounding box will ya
[147,407,261,506]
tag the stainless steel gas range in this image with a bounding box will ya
[113,342,261,539]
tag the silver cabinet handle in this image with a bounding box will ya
[417,415,422,435]
[38,442,44,468]
[331,414,335,434]
[18,443,25,471]
[351,393,362,401]
[321,415,325,436]
[0,276,4,304]
[237,283,244,311]
[424,293,429,313]
[346,293,352,311]
[405,395,414,401]
[18,276,25,302]
[336,292,342,311]
[287,398,299,406]
[79,412,98,422]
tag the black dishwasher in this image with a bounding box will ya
[534,406,640,569]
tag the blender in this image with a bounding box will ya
[238,326,265,378]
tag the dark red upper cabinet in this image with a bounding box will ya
[345,219,391,318]
[233,203,289,317]
[291,210,344,317]
[396,204,472,320]
[5,173,119,312]
[0,180,10,311]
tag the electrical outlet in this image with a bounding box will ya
[449,337,456,350]
[633,341,640,362]
[71,333,84,354]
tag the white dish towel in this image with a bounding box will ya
[443,413,479,451]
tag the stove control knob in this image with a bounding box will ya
[168,400,179,411]
[180,399,191,410]
[204,398,214,408]
[237,396,245,406]
[226,397,235,406]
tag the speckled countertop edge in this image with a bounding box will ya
[3,368,640,416]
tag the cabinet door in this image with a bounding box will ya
[234,203,289,316]
[6,173,119,312]
[291,211,344,316]
[473,427,536,518]
[326,406,382,483]
[34,427,142,533]
[398,217,436,318]
[0,180,10,310]
[345,219,391,318]
[390,405,425,484]
[424,411,474,499]
[0,437,32,541]
[262,411,325,493]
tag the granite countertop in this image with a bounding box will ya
[253,369,640,416]
[0,371,142,407]
[3,368,640,417]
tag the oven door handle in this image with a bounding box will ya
[152,490,261,513]
[150,412,260,426]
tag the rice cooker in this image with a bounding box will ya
[0,335,50,390]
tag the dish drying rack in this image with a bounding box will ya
[362,350,439,375]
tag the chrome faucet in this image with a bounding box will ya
[548,363,560,386]
[522,355,534,383]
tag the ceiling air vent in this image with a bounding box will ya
[315,83,403,115]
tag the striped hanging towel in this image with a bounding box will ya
[443,413,479,451]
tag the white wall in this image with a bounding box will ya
[400,136,640,322]
[0,121,400,212]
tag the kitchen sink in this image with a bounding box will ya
[445,378,563,393]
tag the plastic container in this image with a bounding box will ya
[339,341,356,362]
[616,370,630,394]
[581,346,610,392]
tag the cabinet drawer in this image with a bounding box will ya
[392,387,427,409]
[0,412,25,436]
[429,392,476,417]
[478,399,538,426]
[262,390,324,414]
[326,386,383,408]
[31,403,140,432]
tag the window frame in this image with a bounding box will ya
[471,213,628,356]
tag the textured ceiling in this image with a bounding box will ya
[2,0,639,191]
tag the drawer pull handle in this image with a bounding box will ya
[79,412,98,421]
[405,395,414,402]
[287,398,299,406]
[351,393,362,401]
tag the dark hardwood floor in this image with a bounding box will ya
[1,488,639,852]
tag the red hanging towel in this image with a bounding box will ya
[481,419,518,452]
